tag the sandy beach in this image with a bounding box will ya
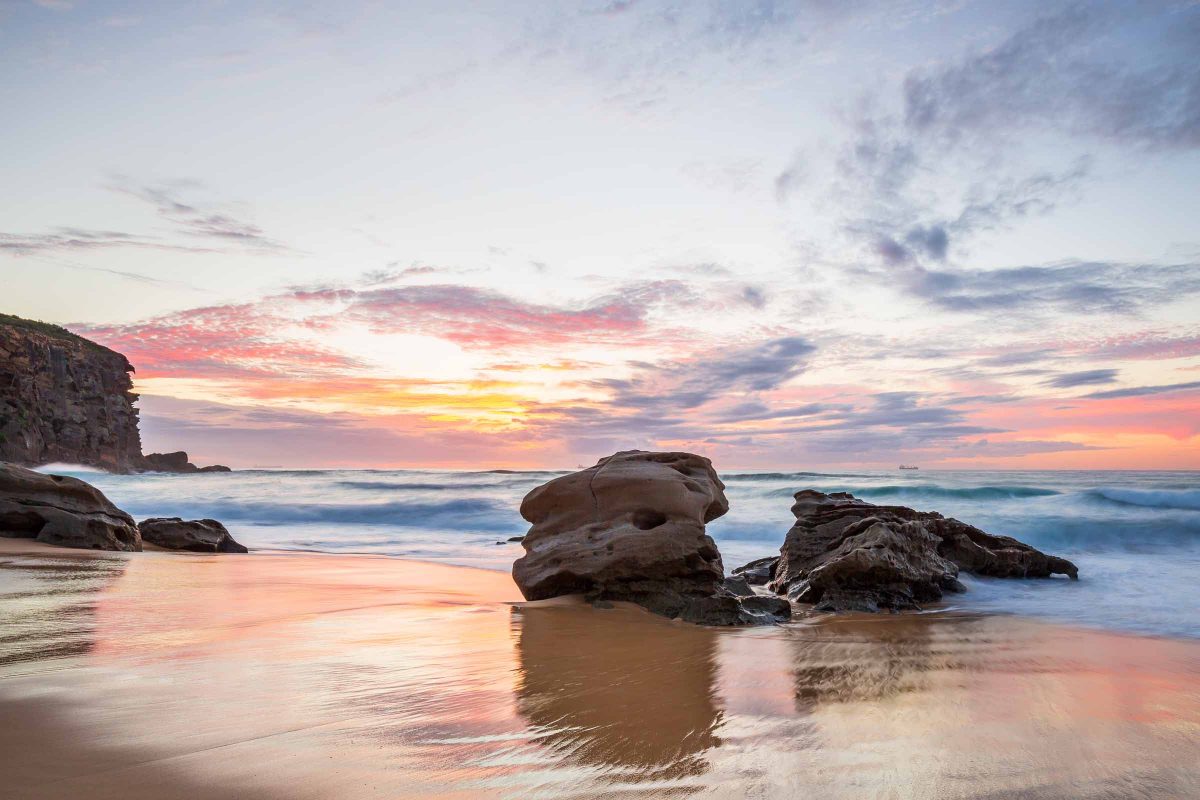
[1,539,1197,800]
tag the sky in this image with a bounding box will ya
[1,0,1198,470]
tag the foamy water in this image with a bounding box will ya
[37,465,1200,638]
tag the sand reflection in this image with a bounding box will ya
[1,545,1198,800]
[0,549,129,670]
[514,603,721,789]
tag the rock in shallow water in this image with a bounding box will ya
[141,451,231,473]
[138,517,248,553]
[0,462,141,551]
[732,556,778,586]
[763,490,1078,613]
[512,450,790,625]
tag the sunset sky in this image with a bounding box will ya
[2,0,1198,469]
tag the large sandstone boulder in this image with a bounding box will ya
[138,517,248,553]
[513,450,790,625]
[761,490,1077,612]
[0,462,141,551]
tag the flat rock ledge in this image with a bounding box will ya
[141,451,231,473]
[0,461,141,551]
[138,517,248,553]
[738,490,1078,613]
[513,450,790,626]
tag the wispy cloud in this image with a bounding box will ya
[902,261,1200,315]
[590,335,817,415]
[1043,368,1119,389]
[292,280,693,350]
[105,176,292,252]
[1083,380,1200,400]
[0,227,216,256]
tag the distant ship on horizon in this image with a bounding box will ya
[898,465,919,470]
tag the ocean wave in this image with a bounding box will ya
[723,471,876,481]
[1087,488,1200,512]
[336,480,537,492]
[760,484,1061,501]
[852,484,1061,501]
[33,462,111,474]
[138,497,521,532]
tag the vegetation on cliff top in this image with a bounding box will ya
[0,312,130,366]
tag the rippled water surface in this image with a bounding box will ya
[34,465,1200,637]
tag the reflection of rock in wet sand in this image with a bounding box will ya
[0,553,128,669]
[514,603,721,784]
[789,616,943,710]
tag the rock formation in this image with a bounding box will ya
[0,314,143,472]
[749,490,1078,613]
[0,314,231,473]
[142,451,231,473]
[513,450,790,625]
[732,556,778,586]
[0,462,141,551]
[138,517,248,553]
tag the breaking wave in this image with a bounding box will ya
[1086,488,1200,512]
[142,497,520,532]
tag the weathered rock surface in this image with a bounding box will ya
[732,556,778,586]
[0,315,232,475]
[0,315,143,473]
[141,451,231,473]
[513,450,790,625]
[138,517,247,553]
[765,490,1078,612]
[0,462,141,551]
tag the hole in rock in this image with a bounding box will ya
[631,509,668,530]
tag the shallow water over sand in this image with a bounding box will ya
[2,544,1198,799]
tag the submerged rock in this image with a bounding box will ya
[768,490,1077,612]
[138,517,247,553]
[512,450,790,625]
[0,462,141,551]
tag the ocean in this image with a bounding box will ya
[39,465,1200,639]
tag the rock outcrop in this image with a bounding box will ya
[138,517,247,553]
[0,462,141,551]
[0,314,143,473]
[142,451,231,474]
[513,450,790,625]
[0,315,233,474]
[758,490,1077,612]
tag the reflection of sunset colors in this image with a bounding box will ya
[4,546,1198,798]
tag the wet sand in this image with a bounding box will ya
[1,539,1198,799]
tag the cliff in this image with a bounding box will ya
[0,314,144,473]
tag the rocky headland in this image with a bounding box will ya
[0,313,228,474]
[0,313,144,472]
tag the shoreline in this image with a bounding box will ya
[3,537,1196,645]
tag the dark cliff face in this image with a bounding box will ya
[0,315,144,473]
